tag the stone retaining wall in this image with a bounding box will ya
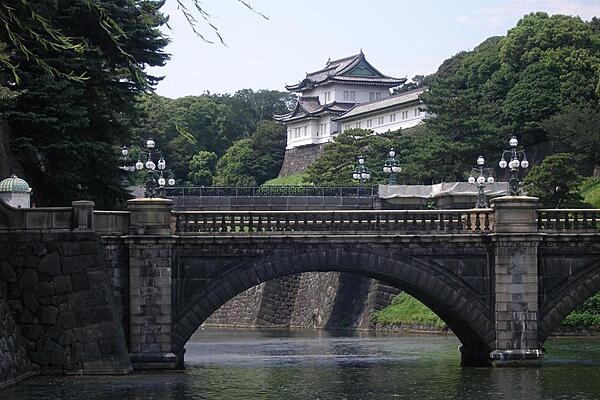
[279,144,327,176]
[205,272,400,330]
[0,292,35,388]
[0,231,131,375]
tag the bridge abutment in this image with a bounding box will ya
[490,196,544,366]
[126,199,180,369]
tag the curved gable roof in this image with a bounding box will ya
[285,52,405,92]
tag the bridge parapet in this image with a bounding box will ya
[173,209,493,234]
[0,199,94,233]
[537,209,600,232]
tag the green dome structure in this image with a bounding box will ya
[0,174,31,193]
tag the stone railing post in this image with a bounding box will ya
[490,196,543,366]
[72,200,95,231]
[126,198,179,368]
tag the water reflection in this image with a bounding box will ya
[4,329,600,400]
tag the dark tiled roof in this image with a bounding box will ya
[285,52,405,92]
[333,88,425,121]
[274,97,355,123]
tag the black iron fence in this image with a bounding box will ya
[164,186,377,198]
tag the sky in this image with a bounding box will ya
[147,0,600,98]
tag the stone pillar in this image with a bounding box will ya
[490,196,543,366]
[72,200,94,231]
[126,198,180,369]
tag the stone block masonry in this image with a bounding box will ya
[0,231,132,375]
[0,293,36,388]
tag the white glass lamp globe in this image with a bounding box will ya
[383,166,391,173]
[509,136,518,147]
[157,157,166,170]
[146,138,156,149]
[521,159,529,169]
[487,176,495,184]
[168,177,176,186]
[392,166,402,173]
[509,158,520,169]
[146,160,156,170]
[352,173,360,180]
[477,176,486,184]
[499,158,507,169]
[477,156,484,166]
[358,157,365,165]
[135,160,144,170]
[158,177,166,186]
[121,146,128,156]
[468,176,476,184]
[389,149,396,157]
[362,172,371,180]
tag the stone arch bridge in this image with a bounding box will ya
[2,197,600,370]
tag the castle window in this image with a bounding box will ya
[343,91,349,100]
[349,91,355,101]
[369,92,375,101]
[414,108,419,116]
[375,92,381,99]
[390,114,396,122]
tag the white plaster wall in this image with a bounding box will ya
[339,106,426,134]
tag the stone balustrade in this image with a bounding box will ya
[537,209,600,231]
[173,209,493,234]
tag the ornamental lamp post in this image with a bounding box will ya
[120,138,175,198]
[468,155,494,208]
[498,135,529,196]
[382,148,402,185]
[352,155,371,195]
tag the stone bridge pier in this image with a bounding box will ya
[118,196,600,368]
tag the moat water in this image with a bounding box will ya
[4,328,600,400]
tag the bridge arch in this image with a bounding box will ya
[172,247,494,364]
[539,258,600,342]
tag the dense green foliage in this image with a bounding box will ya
[1,0,170,207]
[372,292,446,329]
[134,91,292,187]
[562,293,600,329]
[580,178,600,208]
[262,173,309,186]
[522,153,586,207]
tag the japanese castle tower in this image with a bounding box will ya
[275,51,426,151]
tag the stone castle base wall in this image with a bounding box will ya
[0,232,131,376]
[205,272,400,330]
[279,144,327,176]
[0,293,36,389]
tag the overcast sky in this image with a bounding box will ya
[147,0,600,98]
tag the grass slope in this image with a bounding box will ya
[372,292,446,329]
[262,173,308,186]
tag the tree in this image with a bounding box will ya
[522,153,586,208]
[213,139,257,186]
[187,150,218,185]
[393,75,425,94]
[1,0,170,207]
[213,120,286,186]
[0,0,266,81]
[542,106,600,175]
